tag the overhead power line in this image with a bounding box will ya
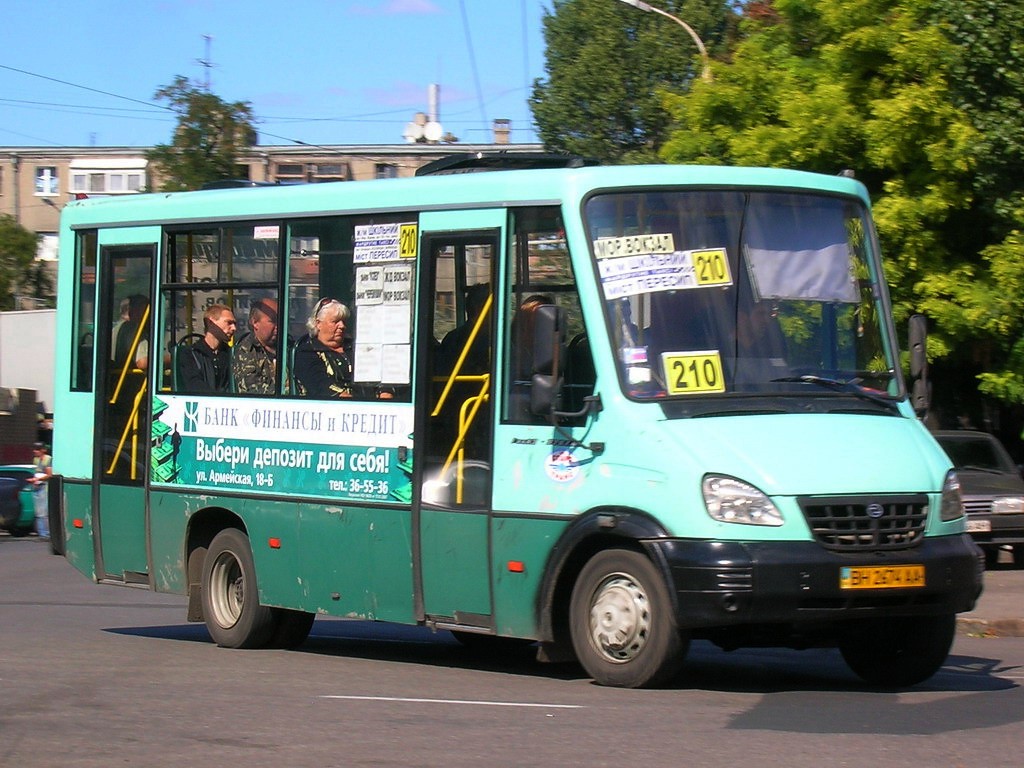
[0,63,168,112]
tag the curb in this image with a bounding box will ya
[957,617,1024,638]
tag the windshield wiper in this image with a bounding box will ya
[772,375,900,413]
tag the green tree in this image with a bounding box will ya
[0,214,40,311]
[661,0,977,299]
[916,0,1024,416]
[659,0,1024,430]
[531,0,733,163]
[146,76,257,191]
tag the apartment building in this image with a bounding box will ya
[0,139,540,306]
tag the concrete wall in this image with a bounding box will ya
[0,310,56,411]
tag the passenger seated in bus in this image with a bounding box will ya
[733,299,789,385]
[293,298,354,398]
[110,298,130,361]
[113,294,150,371]
[232,297,282,395]
[176,304,237,393]
[294,299,397,401]
[437,283,491,376]
[512,294,553,379]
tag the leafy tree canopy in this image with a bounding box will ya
[656,0,1024,426]
[531,0,733,163]
[0,214,40,311]
[146,76,257,191]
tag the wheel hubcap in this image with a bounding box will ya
[588,573,651,663]
[209,552,243,629]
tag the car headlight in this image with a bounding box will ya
[939,470,964,522]
[702,475,783,526]
[992,496,1024,515]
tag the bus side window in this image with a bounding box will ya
[505,206,592,425]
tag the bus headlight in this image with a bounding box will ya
[939,470,964,522]
[702,475,783,526]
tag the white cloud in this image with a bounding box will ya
[348,0,442,16]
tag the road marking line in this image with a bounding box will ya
[320,695,583,709]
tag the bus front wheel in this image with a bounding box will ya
[201,528,276,649]
[838,613,956,687]
[270,608,316,649]
[569,549,688,688]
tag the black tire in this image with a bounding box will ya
[270,609,316,649]
[8,526,32,538]
[839,613,956,687]
[983,546,1000,569]
[569,549,687,688]
[201,528,276,648]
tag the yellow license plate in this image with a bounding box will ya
[840,565,925,590]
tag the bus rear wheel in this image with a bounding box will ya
[838,613,956,687]
[201,528,276,649]
[569,549,687,688]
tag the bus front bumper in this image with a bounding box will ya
[648,534,984,630]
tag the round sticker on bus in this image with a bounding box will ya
[661,350,726,395]
[545,450,581,483]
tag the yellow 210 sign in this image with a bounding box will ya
[692,248,731,286]
[399,223,418,259]
[662,351,726,395]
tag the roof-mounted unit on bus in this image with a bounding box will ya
[414,151,599,176]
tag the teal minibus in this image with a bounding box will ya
[52,157,982,688]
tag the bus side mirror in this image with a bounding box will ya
[530,304,565,417]
[908,314,929,416]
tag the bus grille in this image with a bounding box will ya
[962,499,992,515]
[798,495,928,552]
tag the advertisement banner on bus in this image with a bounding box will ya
[149,395,414,503]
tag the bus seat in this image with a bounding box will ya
[171,333,205,391]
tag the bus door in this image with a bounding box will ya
[415,223,500,627]
[93,241,156,583]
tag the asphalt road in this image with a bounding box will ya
[3,535,1024,768]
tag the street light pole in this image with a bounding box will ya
[618,0,712,82]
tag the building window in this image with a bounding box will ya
[71,170,145,195]
[35,167,59,196]
[313,163,346,182]
[275,163,305,184]
[375,164,398,179]
[273,162,349,184]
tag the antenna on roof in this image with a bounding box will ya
[197,35,215,90]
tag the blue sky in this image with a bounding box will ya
[1,0,550,148]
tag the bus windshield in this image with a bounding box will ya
[584,189,898,405]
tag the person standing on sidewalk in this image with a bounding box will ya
[30,442,52,540]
